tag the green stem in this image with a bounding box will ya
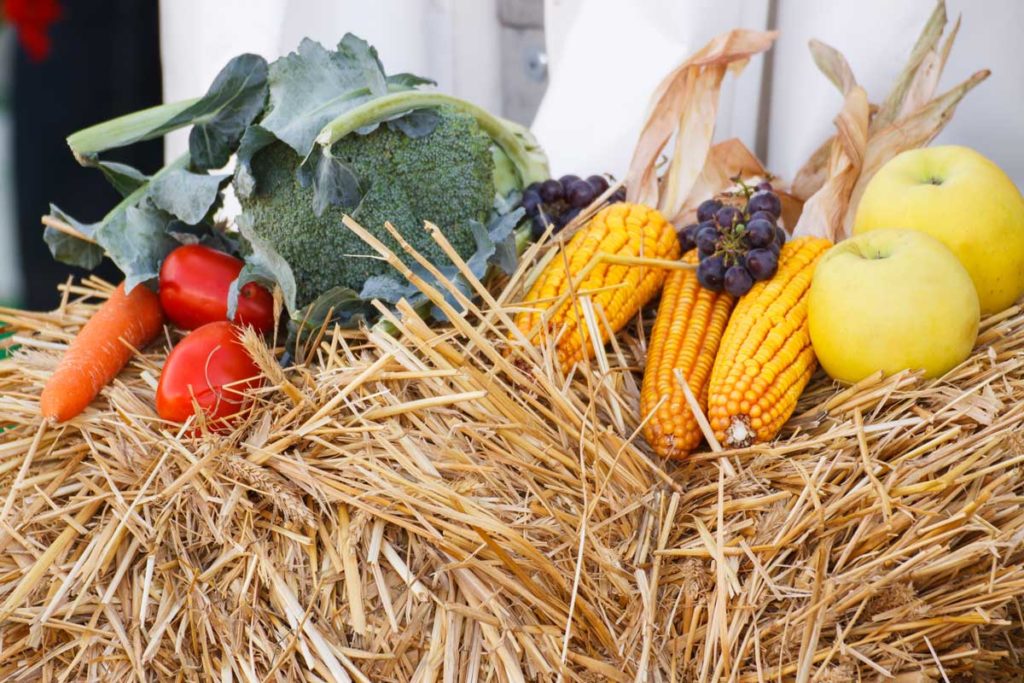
[315,91,549,186]
[67,97,201,161]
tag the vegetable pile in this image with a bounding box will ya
[47,35,548,326]
[38,34,550,425]
[11,3,1024,680]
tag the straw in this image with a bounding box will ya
[2,225,1024,679]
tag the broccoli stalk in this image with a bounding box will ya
[313,91,549,189]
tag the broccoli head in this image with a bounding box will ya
[238,107,495,307]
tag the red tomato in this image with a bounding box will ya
[156,321,264,425]
[159,244,274,332]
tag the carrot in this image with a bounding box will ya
[40,282,164,422]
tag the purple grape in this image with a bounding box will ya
[558,207,582,229]
[769,241,781,257]
[749,210,776,224]
[539,179,563,203]
[678,223,699,252]
[559,175,581,189]
[747,190,781,218]
[587,175,610,195]
[697,199,723,223]
[697,256,726,291]
[695,225,719,254]
[611,188,627,203]
[724,265,754,297]
[755,181,773,192]
[775,225,787,245]
[521,189,542,215]
[567,180,597,208]
[745,218,775,248]
[715,205,743,229]
[745,248,778,281]
[525,181,541,194]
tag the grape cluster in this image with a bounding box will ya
[678,181,786,297]
[521,174,625,239]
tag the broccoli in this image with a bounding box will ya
[239,107,495,307]
[48,35,549,325]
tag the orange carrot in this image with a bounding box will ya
[40,282,164,422]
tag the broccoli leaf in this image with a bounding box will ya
[97,162,149,197]
[44,155,203,290]
[487,206,525,275]
[306,148,363,217]
[385,109,440,138]
[292,286,372,332]
[386,73,436,89]
[182,53,269,170]
[150,169,229,225]
[337,34,387,97]
[258,35,398,157]
[226,262,276,320]
[236,214,300,313]
[96,202,179,291]
[66,53,267,164]
[354,108,441,138]
[44,205,105,270]
[234,125,277,199]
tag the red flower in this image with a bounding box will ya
[5,0,62,62]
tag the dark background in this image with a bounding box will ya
[14,0,162,310]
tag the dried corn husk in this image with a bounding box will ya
[625,29,778,219]
[791,1,988,240]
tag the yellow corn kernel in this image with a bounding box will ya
[641,250,734,458]
[707,236,832,447]
[515,203,680,367]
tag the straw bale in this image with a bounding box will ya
[1,236,1023,681]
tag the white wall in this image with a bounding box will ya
[767,0,1024,186]
[534,1,1024,187]
[159,0,503,160]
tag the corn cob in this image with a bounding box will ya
[707,236,832,447]
[515,203,681,367]
[641,250,735,458]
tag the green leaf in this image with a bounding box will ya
[44,205,105,270]
[233,125,277,199]
[181,53,269,170]
[386,73,436,89]
[97,162,149,197]
[66,53,267,164]
[337,34,387,97]
[285,285,374,350]
[45,155,196,289]
[385,109,440,138]
[488,206,524,275]
[226,261,276,320]
[307,148,363,217]
[150,169,229,224]
[96,201,180,291]
[259,35,397,157]
[236,214,299,312]
[297,286,372,328]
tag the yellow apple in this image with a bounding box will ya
[852,145,1024,314]
[808,229,979,383]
